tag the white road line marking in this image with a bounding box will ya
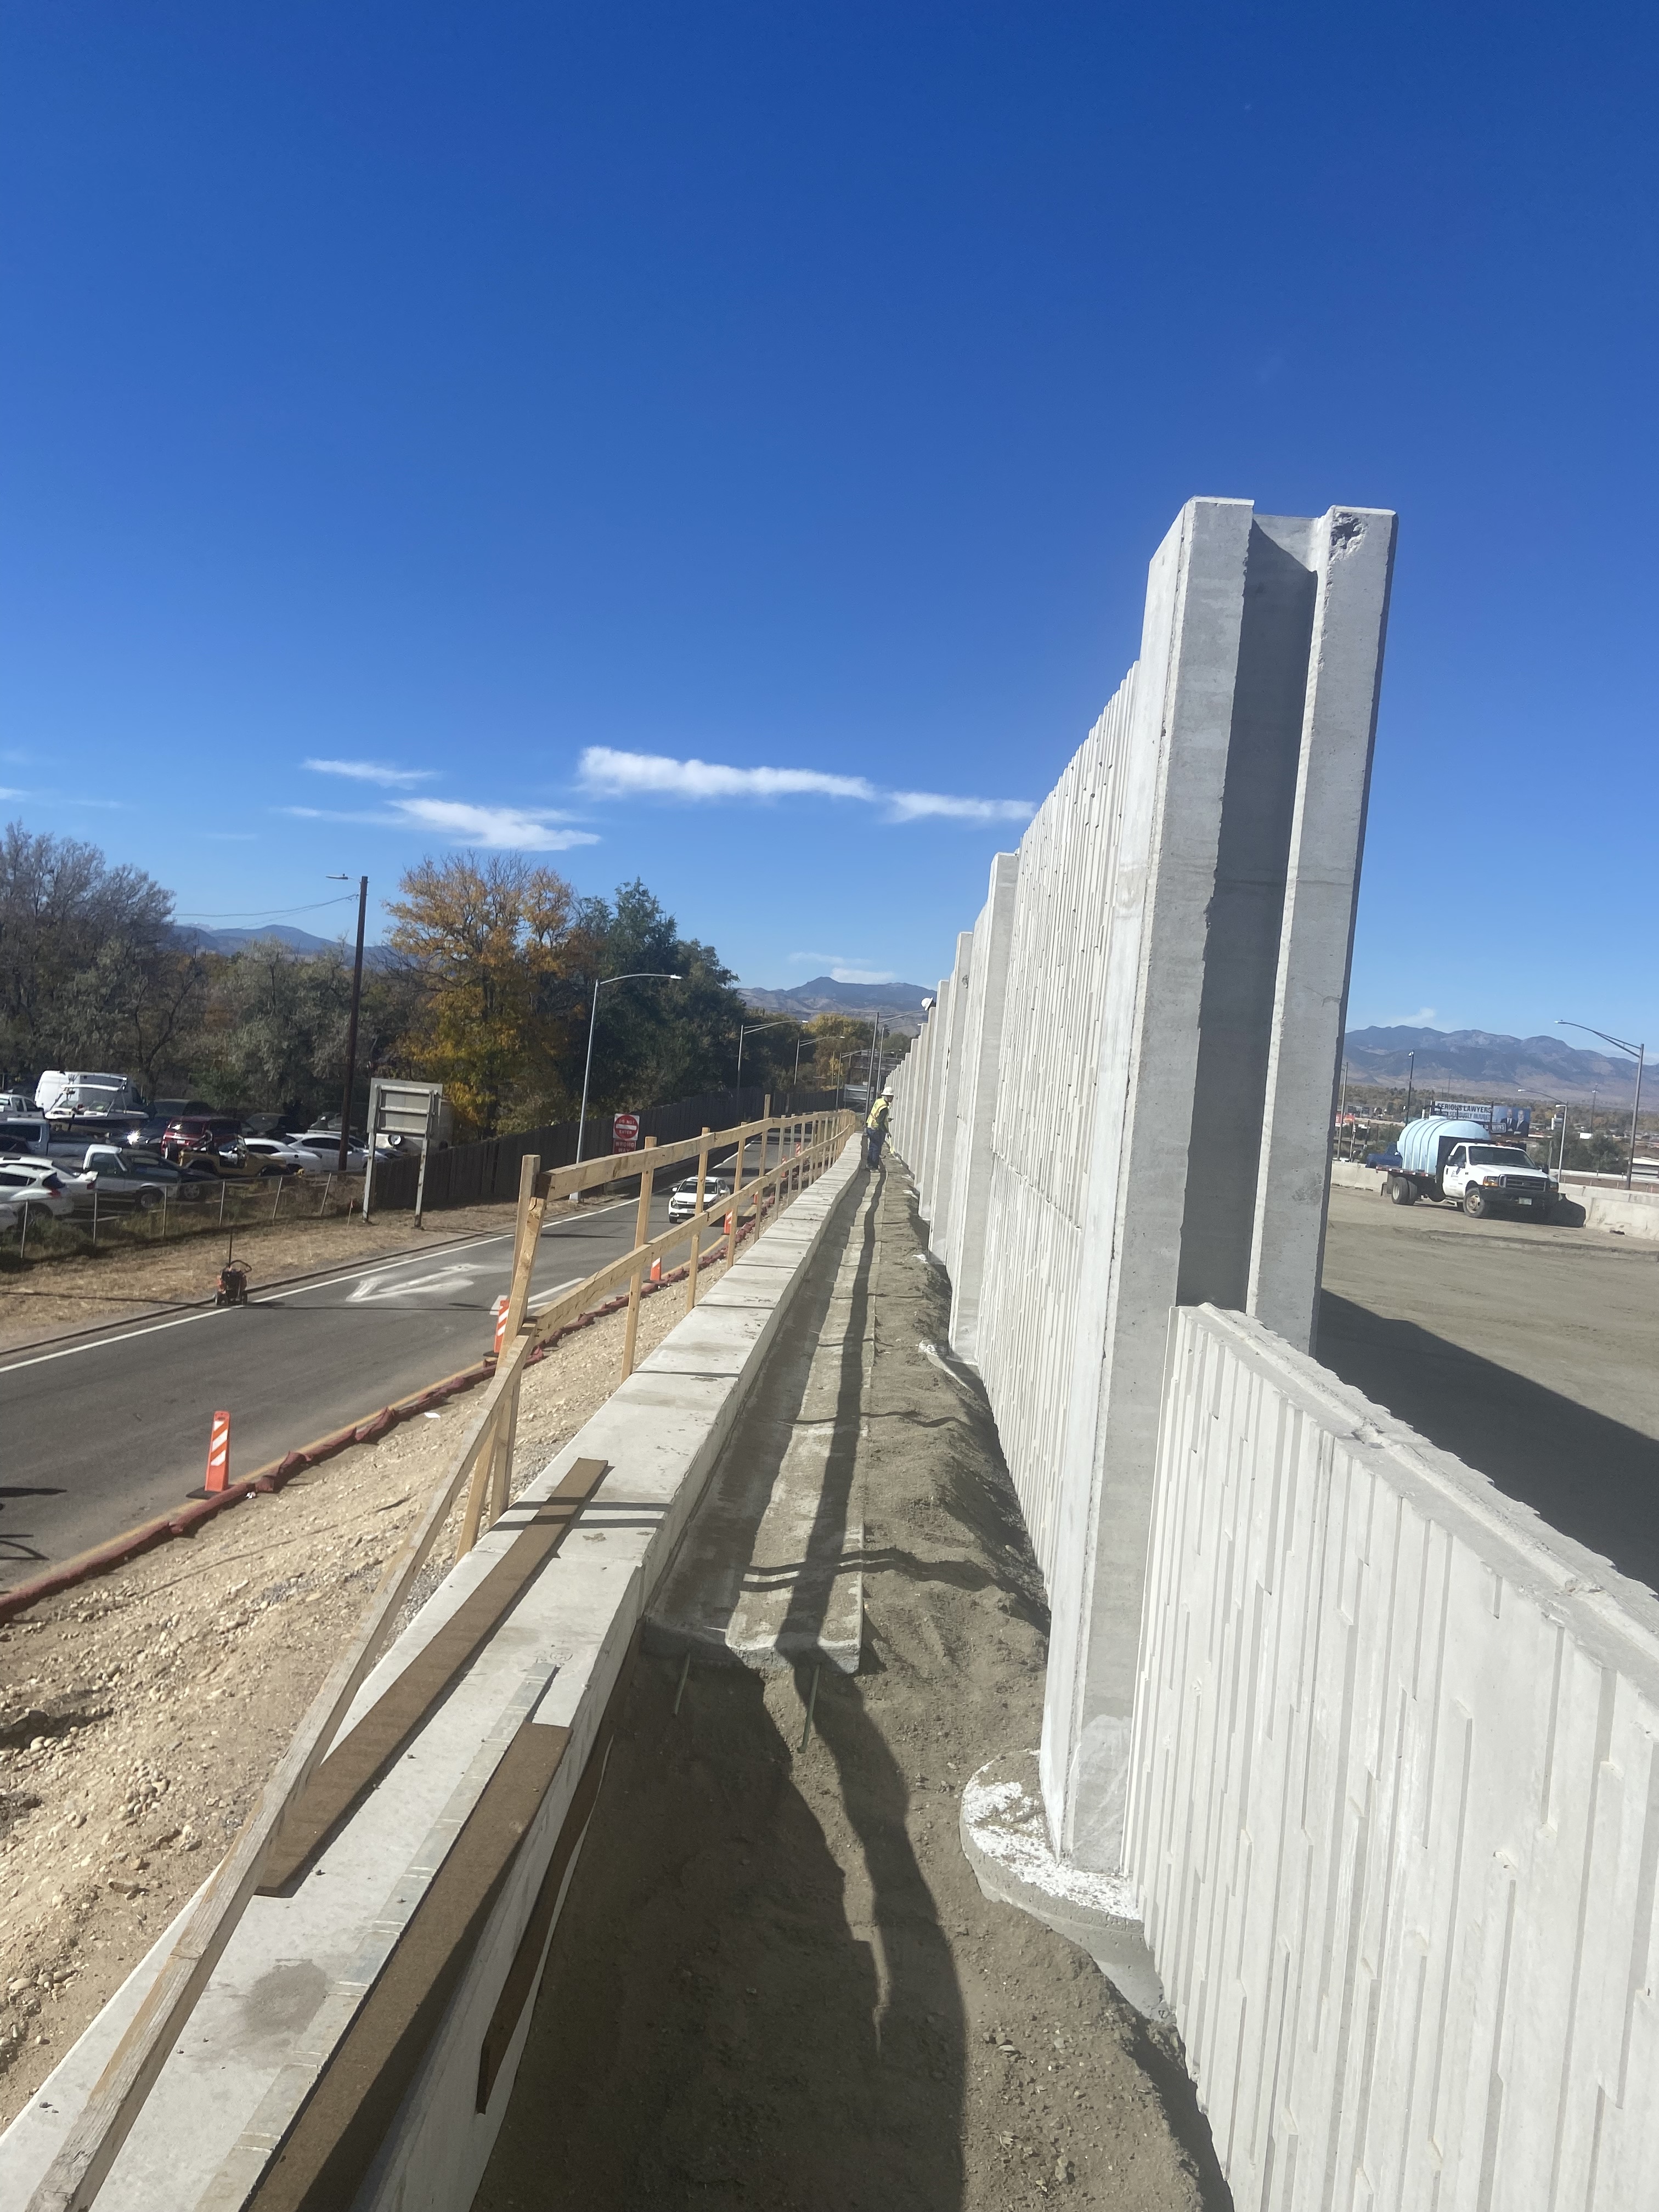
[0,1200,641,1375]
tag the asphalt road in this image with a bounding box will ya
[0,1183,723,1590]
[1319,1183,1659,1593]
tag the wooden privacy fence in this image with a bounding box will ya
[26,1107,856,2212]
[369,1086,846,1213]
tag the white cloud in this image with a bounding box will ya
[578,746,1031,825]
[0,786,25,799]
[787,951,899,984]
[281,800,599,850]
[579,747,874,803]
[392,798,599,850]
[302,758,438,789]
[886,789,1034,823]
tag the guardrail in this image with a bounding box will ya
[21,1105,855,2212]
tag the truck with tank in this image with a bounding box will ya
[1381,1115,1556,1220]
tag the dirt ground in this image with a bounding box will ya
[0,1256,723,2126]
[478,1170,1226,2212]
[1319,1182,1659,1591]
[0,1195,529,1352]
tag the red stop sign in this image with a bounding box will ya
[612,1113,640,1153]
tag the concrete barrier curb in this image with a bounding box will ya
[0,1138,863,2211]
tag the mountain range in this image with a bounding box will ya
[741,975,932,1032]
[171,923,396,967]
[1342,1026,1644,1104]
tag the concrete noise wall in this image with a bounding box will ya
[1132,1306,1659,2212]
[887,498,1396,1873]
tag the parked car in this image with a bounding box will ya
[0,1159,79,1219]
[157,1116,258,1176]
[667,1172,736,1225]
[0,1116,53,1159]
[241,1136,320,1176]
[76,1145,184,1211]
[294,1124,371,1173]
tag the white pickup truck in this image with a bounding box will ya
[1438,1139,1555,1220]
[78,1144,182,1211]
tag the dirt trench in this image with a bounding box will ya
[477,1169,1227,2212]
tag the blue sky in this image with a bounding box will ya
[3,4,1655,1044]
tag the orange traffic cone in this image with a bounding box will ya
[202,1409,232,1496]
[650,1257,662,1284]
[492,1296,510,1358]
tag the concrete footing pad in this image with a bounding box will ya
[960,1750,1167,2019]
[646,1177,876,1674]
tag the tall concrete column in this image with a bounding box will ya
[1037,501,1396,1869]
[1248,507,1397,1352]
[948,852,1019,1362]
[1041,497,1255,1866]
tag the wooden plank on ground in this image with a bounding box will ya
[258,1458,610,1892]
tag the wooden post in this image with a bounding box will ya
[619,1136,658,1381]
[729,1126,747,1261]
[459,1154,544,1556]
[687,1126,710,1313]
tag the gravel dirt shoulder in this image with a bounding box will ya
[0,1256,722,2125]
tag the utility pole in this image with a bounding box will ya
[1338,1059,1350,1159]
[329,874,369,1176]
[1402,1050,1415,1126]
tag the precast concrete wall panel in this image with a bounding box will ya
[945,851,1020,1359]
[974,666,1141,1589]
[927,930,977,1263]
[1129,1305,1659,2212]
[890,494,1394,1876]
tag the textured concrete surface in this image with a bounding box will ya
[890,497,1395,1874]
[0,1142,862,2212]
[943,850,1019,1364]
[646,1175,877,1674]
[1129,1304,1659,2211]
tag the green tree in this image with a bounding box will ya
[0,822,176,1079]
[571,880,804,1109]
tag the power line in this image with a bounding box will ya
[172,895,358,921]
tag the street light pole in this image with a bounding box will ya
[575,971,683,1173]
[1556,1019,1646,1191]
[327,874,369,1176]
[735,1019,792,1095]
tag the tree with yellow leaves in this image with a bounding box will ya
[385,852,592,1135]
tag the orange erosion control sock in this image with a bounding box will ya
[203,1409,232,1496]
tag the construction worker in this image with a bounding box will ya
[865,1089,890,1169]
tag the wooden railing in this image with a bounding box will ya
[25,1107,856,2212]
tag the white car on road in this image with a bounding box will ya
[667,1173,735,1225]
